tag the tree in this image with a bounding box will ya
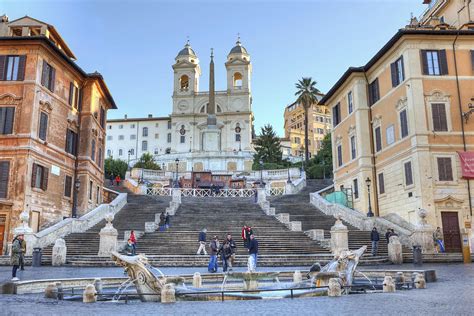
[253,124,285,169]
[306,133,333,179]
[133,153,162,170]
[295,77,321,163]
[104,158,128,179]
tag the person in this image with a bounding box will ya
[390,229,398,238]
[433,227,445,253]
[165,212,170,229]
[129,230,137,255]
[159,212,166,232]
[124,239,134,256]
[248,234,259,272]
[385,228,392,245]
[370,227,380,256]
[218,240,232,272]
[115,175,121,186]
[197,228,208,255]
[226,233,237,270]
[11,233,24,281]
[245,226,253,249]
[20,238,27,270]
[208,236,219,273]
[109,174,115,186]
[241,226,248,248]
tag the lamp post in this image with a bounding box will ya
[287,167,292,184]
[175,158,180,188]
[259,159,264,188]
[365,177,374,217]
[322,158,326,180]
[72,179,81,218]
[127,149,132,171]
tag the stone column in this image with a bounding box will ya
[411,209,435,254]
[285,182,294,195]
[172,188,181,204]
[388,236,403,264]
[13,210,36,256]
[52,238,67,266]
[257,188,267,204]
[98,212,118,257]
[330,217,349,256]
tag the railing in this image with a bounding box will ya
[266,187,286,196]
[146,187,288,197]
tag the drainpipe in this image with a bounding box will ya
[363,72,380,217]
[72,81,86,218]
[453,29,473,217]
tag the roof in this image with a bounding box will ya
[177,43,197,57]
[319,28,474,105]
[229,39,248,55]
[0,35,117,109]
[107,116,170,123]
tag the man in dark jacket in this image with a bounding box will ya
[226,233,237,270]
[196,228,208,255]
[385,228,392,245]
[11,234,24,281]
[370,227,380,256]
[208,236,219,273]
[165,212,171,229]
[248,234,259,272]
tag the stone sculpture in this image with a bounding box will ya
[414,273,426,289]
[293,270,302,283]
[83,284,97,303]
[192,272,202,288]
[328,278,342,297]
[44,283,57,299]
[52,238,67,266]
[388,236,403,264]
[161,284,176,303]
[330,217,349,257]
[93,278,103,294]
[383,276,396,293]
[98,212,118,256]
[395,272,405,290]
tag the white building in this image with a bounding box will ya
[105,39,254,172]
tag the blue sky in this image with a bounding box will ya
[3,0,427,136]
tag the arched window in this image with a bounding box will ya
[118,149,123,156]
[180,125,186,144]
[107,149,112,157]
[142,127,148,137]
[180,75,189,90]
[129,148,135,156]
[233,72,243,88]
[235,123,241,142]
[200,103,222,113]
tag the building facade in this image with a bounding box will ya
[283,98,331,159]
[320,1,474,252]
[106,40,254,172]
[0,16,116,254]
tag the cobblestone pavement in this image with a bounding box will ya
[0,263,473,316]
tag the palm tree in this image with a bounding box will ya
[295,77,321,163]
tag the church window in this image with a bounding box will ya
[167,133,172,143]
[235,123,241,142]
[180,125,186,143]
[200,103,222,113]
[233,72,243,88]
[180,75,189,91]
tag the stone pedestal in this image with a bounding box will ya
[83,284,97,303]
[13,210,35,256]
[145,222,158,233]
[307,229,325,241]
[172,188,182,204]
[98,213,118,257]
[257,188,267,204]
[93,278,103,293]
[388,236,403,264]
[192,272,202,288]
[293,270,302,283]
[330,218,348,256]
[285,182,295,195]
[288,221,302,232]
[276,213,290,224]
[52,238,67,266]
[328,278,341,297]
[161,284,176,303]
[383,276,396,293]
[411,209,435,254]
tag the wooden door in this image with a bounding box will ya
[441,212,462,252]
[0,215,5,254]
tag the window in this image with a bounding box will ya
[431,103,448,131]
[142,127,148,137]
[295,137,301,144]
[155,123,159,127]
[89,180,93,200]
[91,139,96,161]
[400,109,409,138]
[167,121,171,129]
[0,55,26,81]
[64,175,72,198]
[233,72,243,87]
[98,147,102,168]
[130,135,136,140]
[471,50,474,70]
[404,161,413,186]
[437,157,453,181]
[107,136,112,141]
[154,148,159,155]
[0,161,10,199]
[386,125,395,145]
[353,179,359,199]
[421,50,448,75]
[108,125,112,130]
[350,135,356,160]
[167,133,171,143]
[129,148,134,155]
[119,124,123,129]
[118,135,124,140]
[378,173,385,194]
[118,149,123,156]
[65,129,78,156]
[374,126,382,152]
[337,144,342,167]
[155,133,159,139]
[68,83,79,108]
[317,128,324,134]
[96,186,101,204]
[368,78,380,106]
[332,103,341,126]
[100,107,105,128]
[165,148,171,154]
[347,91,353,114]
[41,61,55,92]
[107,149,112,157]
[0,107,15,134]
[131,124,135,129]
[31,163,48,191]
[391,56,405,87]
[236,134,241,142]
[38,112,48,141]
[142,140,147,151]
[180,135,185,143]
[180,74,189,90]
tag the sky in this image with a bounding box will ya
[2,0,428,136]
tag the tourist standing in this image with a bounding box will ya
[125,239,134,256]
[370,227,380,256]
[129,230,137,255]
[241,226,248,248]
[245,226,253,249]
[165,212,170,229]
[109,174,115,186]
[226,233,237,270]
[218,240,232,272]
[248,234,259,272]
[197,228,208,255]
[433,227,445,253]
[385,228,392,245]
[159,212,166,232]
[115,175,121,186]
[11,233,24,281]
[20,238,27,270]
[208,236,219,273]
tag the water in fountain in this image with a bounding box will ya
[112,278,137,302]
[145,263,165,278]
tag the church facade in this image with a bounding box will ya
[105,40,255,172]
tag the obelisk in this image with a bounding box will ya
[207,48,217,126]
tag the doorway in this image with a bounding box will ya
[30,211,40,233]
[441,212,462,252]
[0,215,6,254]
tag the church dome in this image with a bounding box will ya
[177,42,197,57]
[229,39,248,55]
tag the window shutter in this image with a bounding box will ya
[378,173,385,194]
[41,167,48,191]
[17,55,26,81]
[400,110,408,137]
[400,56,405,80]
[375,127,382,152]
[445,158,453,181]
[64,175,72,197]
[39,112,48,141]
[4,107,15,134]
[0,161,10,199]
[439,50,448,75]
[77,88,83,111]
[50,67,56,92]
[420,50,429,75]
[405,162,413,185]
[471,50,474,70]
[391,62,398,87]
[41,60,48,86]
[0,55,6,80]
[432,104,448,131]
[68,82,74,105]
[31,163,38,188]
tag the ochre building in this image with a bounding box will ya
[0,16,116,253]
[320,1,474,253]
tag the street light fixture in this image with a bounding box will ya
[259,159,264,188]
[72,179,81,218]
[365,177,374,217]
[175,158,180,188]
[127,149,132,171]
[287,167,292,184]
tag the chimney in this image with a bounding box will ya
[124,114,128,119]
[148,114,153,118]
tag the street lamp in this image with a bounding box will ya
[365,177,374,217]
[127,149,132,171]
[259,159,264,188]
[72,179,81,218]
[287,167,292,184]
[175,158,180,188]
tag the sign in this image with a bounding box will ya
[51,165,60,176]
[458,152,474,179]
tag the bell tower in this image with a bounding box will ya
[172,41,201,95]
[226,37,251,93]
